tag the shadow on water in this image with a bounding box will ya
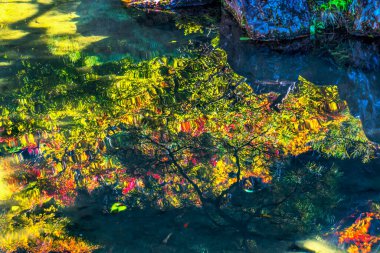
[63,195,246,253]
[62,155,380,253]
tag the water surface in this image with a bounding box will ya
[1,0,380,252]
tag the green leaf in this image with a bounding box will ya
[110,202,127,213]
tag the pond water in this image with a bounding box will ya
[1,0,380,252]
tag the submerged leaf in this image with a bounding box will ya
[110,202,127,213]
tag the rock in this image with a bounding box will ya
[219,11,333,82]
[348,0,380,37]
[121,0,214,9]
[223,0,310,41]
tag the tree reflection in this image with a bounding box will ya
[0,43,377,251]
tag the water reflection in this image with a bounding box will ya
[220,11,380,143]
[0,0,218,93]
[0,1,380,253]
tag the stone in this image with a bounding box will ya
[223,0,310,41]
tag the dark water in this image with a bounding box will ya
[219,15,380,144]
[1,0,380,252]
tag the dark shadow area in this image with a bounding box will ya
[59,154,380,253]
